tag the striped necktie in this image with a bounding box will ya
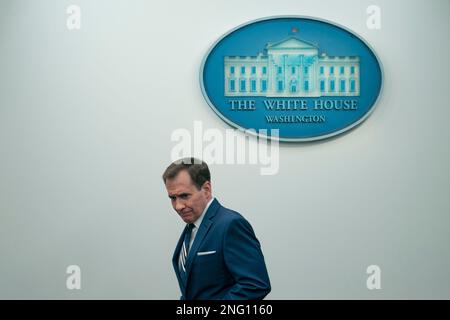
[179,223,195,275]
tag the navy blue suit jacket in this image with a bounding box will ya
[172,199,271,300]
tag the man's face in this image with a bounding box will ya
[165,170,212,224]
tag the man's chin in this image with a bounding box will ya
[180,213,193,223]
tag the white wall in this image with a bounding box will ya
[0,0,449,299]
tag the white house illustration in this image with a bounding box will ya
[224,36,360,97]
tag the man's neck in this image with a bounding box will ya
[192,197,214,228]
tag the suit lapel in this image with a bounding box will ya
[172,225,189,294]
[185,198,220,277]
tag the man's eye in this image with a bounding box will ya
[180,194,189,199]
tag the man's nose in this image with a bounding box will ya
[174,199,186,211]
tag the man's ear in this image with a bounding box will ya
[202,181,212,197]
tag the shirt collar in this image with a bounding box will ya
[193,197,214,229]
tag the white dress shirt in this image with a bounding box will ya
[188,197,214,250]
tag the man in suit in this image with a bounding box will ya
[162,157,271,300]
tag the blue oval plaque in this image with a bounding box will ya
[200,16,383,141]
